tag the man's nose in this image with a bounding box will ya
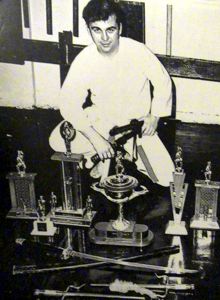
[101,31,109,41]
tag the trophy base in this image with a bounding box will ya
[6,208,38,220]
[89,221,154,247]
[50,209,96,228]
[31,219,57,237]
[190,216,219,230]
[165,220,188,235]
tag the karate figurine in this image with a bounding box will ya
[204,161,212,183]
[174,146,183,173]
[16,150,26,175]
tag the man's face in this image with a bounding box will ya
[88,14,122,56]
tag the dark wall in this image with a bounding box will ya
[0,107,63,219]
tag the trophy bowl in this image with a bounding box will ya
[92,174,148,231]
[102,174,138,200]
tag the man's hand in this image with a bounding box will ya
[81,126,114,161]
[140,114,159,136]
[91,134,114,161]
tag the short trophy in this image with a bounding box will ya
[89,151,153,247]
[165,146,189,235]
[50,121,96,227]
[6,150,38,219]
[190,161,220,230]
[31,196,57,241]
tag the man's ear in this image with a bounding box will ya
[87,25,92,36]
[119,23,122,35]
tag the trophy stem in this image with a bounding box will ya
[112,203,130,231]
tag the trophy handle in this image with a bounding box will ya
[91,182,107,196]
[129,185,148,201]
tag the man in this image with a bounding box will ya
[50,0,174,186]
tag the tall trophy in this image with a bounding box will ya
[190,161,220,230]
[50,121,96,227]
[165,146,189,235]
[6,150,38,219]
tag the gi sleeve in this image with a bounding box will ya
[59,55,92,132]
[143,45,172,117]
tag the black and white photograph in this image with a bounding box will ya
[1,0,220,299]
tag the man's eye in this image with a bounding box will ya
[107,28,116,33]
[92,28,101,33]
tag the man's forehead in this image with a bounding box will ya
[89,14,118,28]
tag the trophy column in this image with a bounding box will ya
[190,162,220,230]
[50,121,96,227]
[6,150,38,220]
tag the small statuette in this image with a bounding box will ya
[50,192,57,215]
[174,146,183,173]
[38,196,46,220]
[190,162,220,230]
[31,195,57,239]
[16,150,26,176]
[204,161,212,184]
[115,151,125,176]
[85,195,93,220]
[165,147,188,235]
[60,121,76,157]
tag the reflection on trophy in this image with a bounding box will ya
[190,161,220,230]
[165,147,188,235]
[31,195,57,241]
[192,230,215,266]
[89,151,153,247]
[6,150,38,219]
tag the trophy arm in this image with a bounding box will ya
[128,185,148,201]
[91,182,107,197]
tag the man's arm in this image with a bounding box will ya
[141,45,172,135]
[59,59,114,160]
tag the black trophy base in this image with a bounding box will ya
[6,208,38,220]
[89,221,154,247]
[50,209,96,228]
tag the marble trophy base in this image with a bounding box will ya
[190,216,219,230]
[7,208,38,220]
[165,220,188,235]
[89,221,154,247]
[50,207,96,228]
[31,218,57,237]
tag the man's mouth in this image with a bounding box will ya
[101,43,111,47]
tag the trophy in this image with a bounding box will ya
[190,161,220,230]
[89,152,153,247]
[31,195,57,241]
[165,146,188,235]
[6,150,38,219]
[50,121,96,227]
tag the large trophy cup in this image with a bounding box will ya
[165,147,189,235]
[190,161,220,230]
[6,150,38,219]
[50,121,96,227]
[89,152,153,247]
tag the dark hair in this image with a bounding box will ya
[83,0,125,27]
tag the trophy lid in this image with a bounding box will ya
[102,174,138,193]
